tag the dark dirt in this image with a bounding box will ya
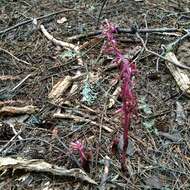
[0,0,190,189]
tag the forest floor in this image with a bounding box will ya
[0,0,190,189]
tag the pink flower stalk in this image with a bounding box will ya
[70,141,92,172]
[102,20,137,171]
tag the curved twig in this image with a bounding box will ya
[40,25,83,65]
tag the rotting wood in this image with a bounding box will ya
[48,76,73,104]
[48,74,84,104]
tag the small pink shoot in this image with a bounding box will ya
[70,140,92,172]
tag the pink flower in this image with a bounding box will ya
[70,141,92,172]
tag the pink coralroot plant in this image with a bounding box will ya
[102,20,137,171]
[70,141,92,172]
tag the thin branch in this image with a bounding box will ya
[67,27,181,41]
[136,32,190,70]
[0,126,24,154]
[11,74,32,92]
[96,0,108,28]
[0,47,31,66]
[0,9,75,35]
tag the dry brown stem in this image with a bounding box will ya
[0,105,38,116]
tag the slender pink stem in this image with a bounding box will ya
[102,20,137,171]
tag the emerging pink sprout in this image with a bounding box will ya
[102,20,137,171]
[70,141,92,172]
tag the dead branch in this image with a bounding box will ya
[0,157,97,184]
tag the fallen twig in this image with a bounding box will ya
[0,157,97,184]
[0,100,25,107]
[68,27,181,41]
[9,123,23,140]
[136,32,190,70]
[0,75,20,81]
[0,125,24,153]
[0,9,75,35]
[0,47,31,66]
[11,74,32,92]
[0,105,38,116]
[53,112,113,133]
[40,25,83,65]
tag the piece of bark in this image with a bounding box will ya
[165,52,190,96]
[48,76,73,104]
